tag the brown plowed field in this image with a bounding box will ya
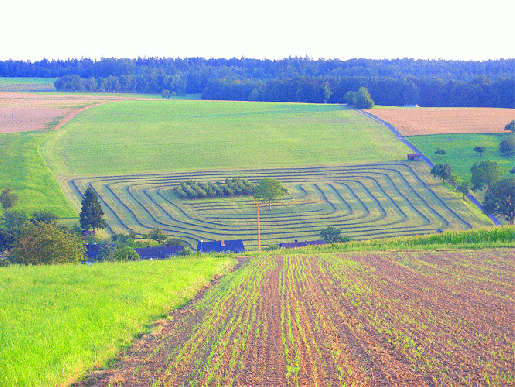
[75,249,514,386]
[365,107,515,136]
[0,92,143,133]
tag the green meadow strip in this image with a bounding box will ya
[264,226,515,255]
[0,131,76,217]
[0,256,235,387]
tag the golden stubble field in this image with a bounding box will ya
[365,107,515,136]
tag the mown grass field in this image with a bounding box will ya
[79,246,514,386]
[66,162,492,250]
[408,133,514,180]
[0,256,236,387]
[42,99,411,176]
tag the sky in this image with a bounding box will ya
[2,0,514,62]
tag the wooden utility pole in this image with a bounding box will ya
[250,196,263,251]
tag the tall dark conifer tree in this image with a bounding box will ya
[79,187,106,231]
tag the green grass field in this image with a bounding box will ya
[0,256,236,387]
[408,133,514,180]
[0,78,57,92]
[42,100,411,176]
[0,131,76,217]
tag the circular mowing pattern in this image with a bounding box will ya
[69,163,475,249]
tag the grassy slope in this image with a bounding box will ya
[42,100,411,176]
[0,256,236,387]
[0,131,76,217]
[408,133,514,180]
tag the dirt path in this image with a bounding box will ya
[72,249,514,386]
[52,100,117,131]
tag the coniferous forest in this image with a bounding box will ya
[1,57,513,107]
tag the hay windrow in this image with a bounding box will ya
[66,162,491,250]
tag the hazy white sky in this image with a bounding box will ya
[3,0,514,62]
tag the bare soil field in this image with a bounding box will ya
[365,107,515,136]
[75,249,514,386]
[0,92,132,133]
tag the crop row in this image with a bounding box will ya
[84,249,514,386]
[67,162,491,249]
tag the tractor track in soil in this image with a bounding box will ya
[72,249,513,386]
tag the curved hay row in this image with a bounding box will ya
[68,162,484,249]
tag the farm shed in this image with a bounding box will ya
[407,154,422,161]
[279,239,326,249]
[134,245,184,260]
[197,240,245,254]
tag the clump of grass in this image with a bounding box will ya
[0,256,236,387]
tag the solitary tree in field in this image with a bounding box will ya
[355,87,375,109]
[0,188,18,211]
[253,178,288,210]
[434,148,446,155]
[148,228,167,244]
[456,180,472,199]
[483,178,515,225]
[470,160,502,191]
[499,136,514,156]
[431,163,452,182]
[79,187,106,231]
[344,87,374,109]
[473,146,486,157]
[319,226,351,243]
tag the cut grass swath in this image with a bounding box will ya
[66,162,492,250]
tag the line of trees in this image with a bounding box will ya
[1,57,513,108]
[2,57,514,82]
[174,178,256,199]
[53,73,514,108]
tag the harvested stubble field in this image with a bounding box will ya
[364,107,515,136]
[78,248,514,386]
[0,92,127,133]
[66,162,491,250]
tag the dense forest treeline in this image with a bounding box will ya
[1,57,514,107]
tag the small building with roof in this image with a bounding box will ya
[197,239,245,254]
[407,153,422,161]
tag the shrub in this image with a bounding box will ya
[320,226,351,243]
[499,136,514,156]
[9,221,85,265]
[178,247,192,256]
[114,246,140,261]
[148,228,167,244]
